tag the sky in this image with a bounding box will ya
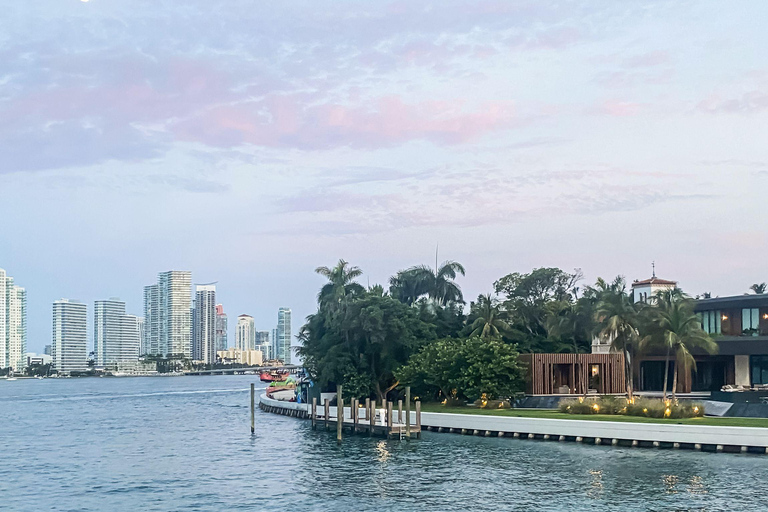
[1,1,767,353]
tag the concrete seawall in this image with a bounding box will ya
[258,395,768,453]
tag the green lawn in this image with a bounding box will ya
[419,403,768,428]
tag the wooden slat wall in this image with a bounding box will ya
[521,353,626,395]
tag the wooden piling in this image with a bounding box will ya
[250,383,255,434]
[415,400,421,439]
[387,401,393,439]
[405,386,411,440]
[336,385,343,444]
[324,399,330,431]
[311,397,317,430]
[369,399,375,437]
[352,398,358,434]
[398,399,403,425]
[365,398,370,421]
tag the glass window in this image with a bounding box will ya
[743,308,759,335]
[699,310,721,334]
[751,356,768,385]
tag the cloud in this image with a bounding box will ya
[172,95,518,149]
[270,167,710,235]
[589,100,644,117]
[697,89,768,114]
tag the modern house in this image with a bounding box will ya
[633,280,768,393]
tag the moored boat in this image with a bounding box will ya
[260,370,290,382]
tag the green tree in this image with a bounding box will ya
[594,276,639,398]
[468,294,510,339]
[494,267,584,353]
[641,289,718,399]
[297,291,435,404]
[390,260,466,306]
[315,259,365,311]
[397,336,525,401]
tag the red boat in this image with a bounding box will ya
[260,370,289,382]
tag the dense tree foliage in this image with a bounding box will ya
[396,336,525,400]
[299,259,717,402]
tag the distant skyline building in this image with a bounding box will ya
[0,268,27,373]
[192,285,216,364]
[277,307,291,364]
[255,330,270,360]
[215,304,228,352]
[236,315,255,350]
[144,271,192,357]
[94,298,140,371]
[271,327,278,362]
[52,299,87,374]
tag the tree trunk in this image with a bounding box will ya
[672,364,678,401]
[662,343,671,399]
[624,350,633,400]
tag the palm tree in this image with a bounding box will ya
[469,294,510,338]
[389,268,426,306]
[751,283,767,294]
[409,260,466,306]
[643,289,718,399]
[315,259,365,310]
[594,277,639,399]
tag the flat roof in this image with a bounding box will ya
[695,294,768,310]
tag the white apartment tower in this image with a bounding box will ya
[52,299,87,374]
[192,285,216,364]
[277,307,291,364]
[236,315,255,350]
[0,268,27,373]
[143,271,192,358]
[94,299,140,371]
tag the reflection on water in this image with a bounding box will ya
[587,469,603,500]
[1,376,766,512]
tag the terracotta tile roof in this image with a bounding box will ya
[632,277,677,286]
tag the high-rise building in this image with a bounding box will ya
[192,285,216,364]
[271,327,278,362]
[143,284,160,356]
[52,299,87,374]
[236,315,255,350]
[277,307,291,364]
[215,304,228,351]
[44,344,52,356]
[255,330,270,360]
[136,317,146,356]
[143,271,192,358]
[94,299,140,371]
[0,268,27,373]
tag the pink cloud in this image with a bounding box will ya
[172,95,517,149]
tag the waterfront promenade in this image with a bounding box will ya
[260,394,768,453]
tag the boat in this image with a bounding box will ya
[6,377,17,381]
[260,370,290,382]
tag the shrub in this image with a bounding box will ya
[560,396,704,419]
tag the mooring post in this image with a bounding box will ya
[311,397,317,430]
[352,398,358,434]
[324,399,330,431]
[386,401,393,439]
[415,400,421,439]
[369,399,375,436]
[336,384,343,444]
[365,398,371,422]
[250,383,255,434]
[398,399,403,425]
[405,386,411,440]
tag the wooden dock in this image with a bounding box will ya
[310,392,422,440]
